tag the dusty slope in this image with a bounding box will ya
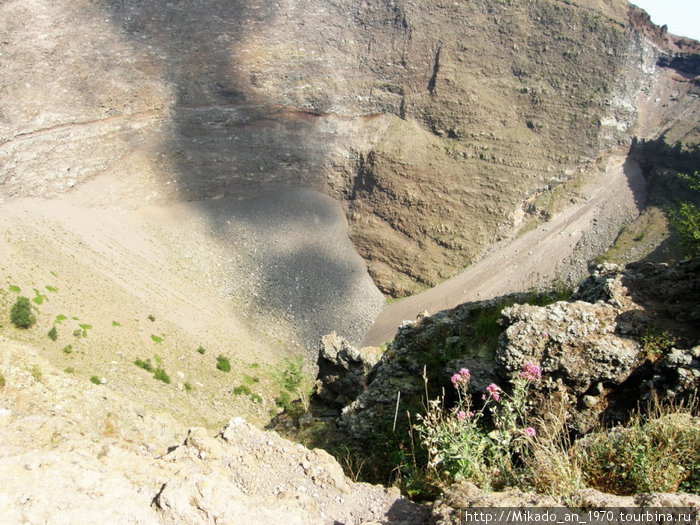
[0,176,382,428]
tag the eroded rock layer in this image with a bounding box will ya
[2,0,698,295]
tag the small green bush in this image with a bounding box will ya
[243,374,259,385]
[153,367,171,384]
[279,356,303,392]
[134,359,154,372]
[641,330,677,358]
[233,384,252,396]
[90,375,101,385]
[250,393,263,403]
[0,371,5,388]
[62,344,73,354]
[576,412,700,494]
[216,355,231,372]
[29,364,42,381]
[197,346,206,355]
[63,367,75,374]
[667,171,700,258]
[147,314,156,322]
[184,382,193,392]
[150,334,163,344]
[10,296,35,329]
[32,289,47,305]
[48,326,58,341]
[275,390,292,409]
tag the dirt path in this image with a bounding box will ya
[363,154,646,346]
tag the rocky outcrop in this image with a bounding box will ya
[337,259,700,442]
[315,331,384,408]
[0,347,429,524]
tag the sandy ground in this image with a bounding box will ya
[363,154,647,345]
[0,177,382,427]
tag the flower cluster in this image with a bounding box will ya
[524,427,537,438]
[450,367,471,387]
[485,383,501,401]
[456,410,474,421]
[519,361,542,382]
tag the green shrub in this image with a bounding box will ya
[153,367,171,384]
[55,314,67,323]
[148,314,156,322]
[243,374,259,385]
[275,390,291,409]
[250,393,263,403]
[48,326,58,341]
[29,364,42,381]
[576,412,700,494]
[641,330,677,358]
[216,355,231,372]
[279,356,303,392]
[90,375,101,385]
[150,334,163,344]
[73,328,83,337]
[197,346,206,355]
[63,367,75,374]
[184,382,193,392]
[10,296,35,328]
[62,344,73,354]
[667,171,700,258]
[32,289,47,305]
[0,371,5,388]
[134,359,154,372]
[233,384,252,396]
[112,320,121,327]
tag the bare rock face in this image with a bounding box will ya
[2,0,699,295]
[498,259,700,432]
[315,331,384,408]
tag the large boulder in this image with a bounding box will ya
[315,331,384,408]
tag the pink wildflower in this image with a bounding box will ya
[456,410,467,421]
[485,383,501,402]
[451,368,471,388]
[519,362,542,382]
[524,427,537,438]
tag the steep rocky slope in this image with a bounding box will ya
[2,0,698,299]
[335,259,699,445]
[0,339,428,524]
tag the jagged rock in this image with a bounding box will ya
[315,331,383,408]
[339,259,700,441]
[498,300,643,433]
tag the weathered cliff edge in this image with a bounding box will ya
[335,259,699,444]
[0,339,429,524]
[2,0,699,296]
